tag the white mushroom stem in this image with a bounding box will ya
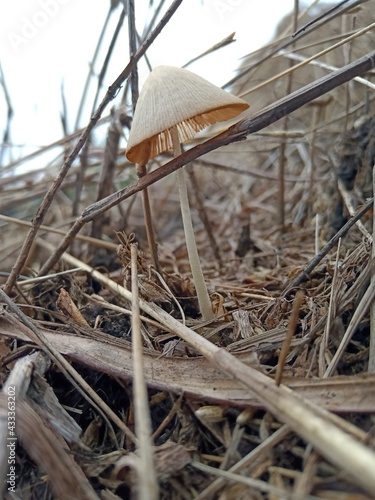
[170,125,214,321]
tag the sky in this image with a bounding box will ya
[0,0,298,169]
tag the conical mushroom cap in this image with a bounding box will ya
[126,65,249,164]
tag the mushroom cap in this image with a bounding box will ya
[126,65,250,164]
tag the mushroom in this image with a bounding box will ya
[126,65,249,321]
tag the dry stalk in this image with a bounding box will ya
[275,290,304,386]
[319,239,342,377]
[293,449,319,497]
[195,424,290,500]
[128,0,161,273]
[0,214,117,251]
[275,0,299,231]
[223,0,368,90]
[324,275,375,377]
[3,312,374,413]
[90,117,122,240]
[74,4,113,131]
[279,50,375,90]
[338,180,373,242]
[284,196,374,293]
[0,63,13,167]
[130,244,159,499]
[186,166,223,267]
[183,32,236,69]
[238,19,375,99]
[191,460,316,500]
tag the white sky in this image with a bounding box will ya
[0,0,297,167]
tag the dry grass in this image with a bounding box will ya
[1,1,375,498]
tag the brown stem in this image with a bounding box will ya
[137,164,161,274]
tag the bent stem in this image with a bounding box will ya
[170,125,214,321]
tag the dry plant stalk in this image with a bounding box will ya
[275,290,304,385]
[130,244,159,499]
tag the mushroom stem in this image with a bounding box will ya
[170,125,214,321]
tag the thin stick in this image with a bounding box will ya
[293,0,354,37]
[74,5,112,131]
[137,164,161,272]
[324,277,375,378]
[194,425,290,500]
[130,244,159,499]
[128,0,161,273]
[319,239,342,376]
[0,214,117,250]
[0,62,14,167]
[284,198,374,294]
[90,118,122,239]
[238,22,375,97]
[279,50,375,90]
[192,460,316,500]
[73,8,126,216]
[275,290,304,386]
[224,0,368,90]
[239,20,375,99]
[277,0,299,231]
[182,32,236,68]
[338,180,373,241]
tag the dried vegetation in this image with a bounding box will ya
[1,0,375,498]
